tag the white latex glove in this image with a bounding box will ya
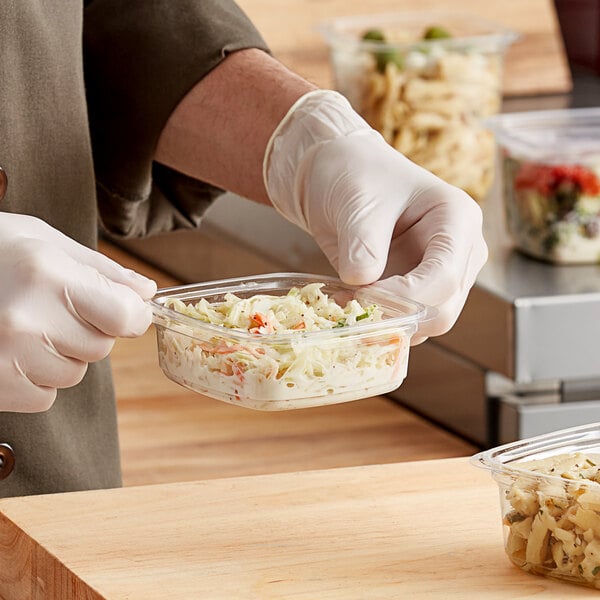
[264,90,488,344]
[0,213,157,413]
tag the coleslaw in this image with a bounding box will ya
[155,283,411,410]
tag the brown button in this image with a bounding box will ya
[0,443,15,480]
[0,167,7,202]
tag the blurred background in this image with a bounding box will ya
[110,0,600,454]
[555,0,599,76]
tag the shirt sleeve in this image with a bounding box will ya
[83,0,270,238]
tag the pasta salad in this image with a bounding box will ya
[503,452,600,588]
[331,25,503,202]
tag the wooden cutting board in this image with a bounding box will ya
[1,457,598,599]
[236,0,572,96]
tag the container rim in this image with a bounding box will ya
[149,272,436,342]
[470,422,600,481]
[318,10,520,52]
[484,107,600,136]
[484,107,600,162]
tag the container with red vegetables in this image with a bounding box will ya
[486,108,600,264]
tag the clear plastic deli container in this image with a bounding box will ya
[486,107,600,264]
[319,11,518,203]
[472,423,600,590]
[149,273,432,411]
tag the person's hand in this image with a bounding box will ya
[264,90,488,344]
[0,213,157,412]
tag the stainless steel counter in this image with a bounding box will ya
[434,163,600,385]
[390,112,600,445]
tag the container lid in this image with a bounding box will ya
[485,107,600,164]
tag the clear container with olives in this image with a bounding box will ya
[319,11,518,203]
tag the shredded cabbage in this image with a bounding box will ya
[164,283,382,333]
[157,283,410,409]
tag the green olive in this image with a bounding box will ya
[375,49,403,73]
[423,25,452,40]
[362,28,386,42]
[361,28,403,73]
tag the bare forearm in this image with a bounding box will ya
[155,48,315,205]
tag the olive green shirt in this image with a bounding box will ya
[0,0,267,497]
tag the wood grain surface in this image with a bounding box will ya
[236,0,572,96]
[1,457,598,599]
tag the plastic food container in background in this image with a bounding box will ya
[319,12,518,203]
[149,273,432,411]
[486,108,600,264]
[472,423,600,590]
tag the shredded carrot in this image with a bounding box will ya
[231,361,246,382]
[361,334,401,347]
[198,340,265,359]
[249,312,275,334]
[250,313,268,328]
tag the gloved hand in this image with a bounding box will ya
[0,213,157,412]
[264,90,488,344]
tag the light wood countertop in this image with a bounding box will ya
[1,456,597,599]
